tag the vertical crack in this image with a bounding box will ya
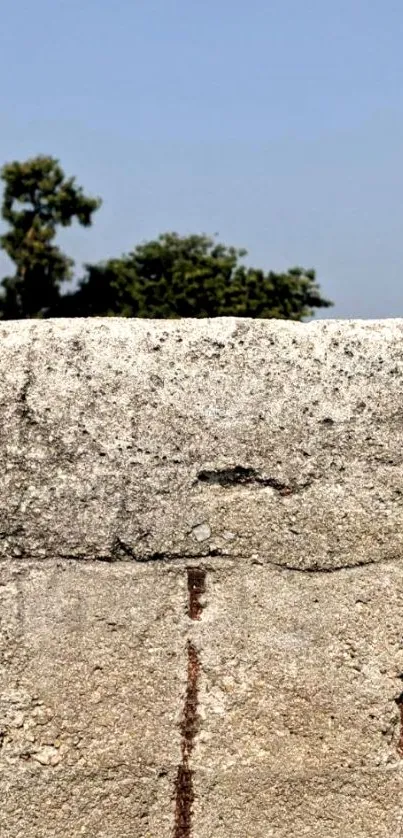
[173,568,206,838]
[395,692,403,756]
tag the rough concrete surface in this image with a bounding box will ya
[0,317,403,836]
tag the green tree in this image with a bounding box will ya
[0,155,101,318]
[62,232,332,319]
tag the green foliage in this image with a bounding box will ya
[0,156,101,318]
[62,232,332,320]
[0,156,332,320]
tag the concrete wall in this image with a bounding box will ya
[0,318,403,837]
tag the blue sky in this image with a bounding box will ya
[1,0,403,317]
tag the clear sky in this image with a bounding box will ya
[1,0,403,318]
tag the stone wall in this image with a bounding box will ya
[0,318,402,837]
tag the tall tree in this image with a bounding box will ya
[0,156,101,318]
[62,232,332,320]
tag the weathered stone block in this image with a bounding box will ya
[0,318,402,836]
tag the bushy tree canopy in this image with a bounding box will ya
[0,156,332,320]
[0,156,101,318]
[61,232,332,320]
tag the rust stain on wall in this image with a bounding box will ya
[187,568,206,620]
[173,569,206,838]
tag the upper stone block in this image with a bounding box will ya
[1,318,403,569]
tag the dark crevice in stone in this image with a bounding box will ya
[197,466,300,495]
[395,692,403,757]
[1,549,401,574]
[109,538,225,564]
[263,555,403,574]
[0,550,228,565]
[111,538,184,563]
[18,368,37,427]
[0,526,25,541]
[187,567,206,620]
